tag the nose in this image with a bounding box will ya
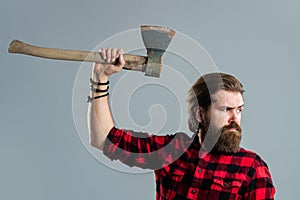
[228,110,240,125]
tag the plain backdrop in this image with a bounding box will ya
[1,0,299,199]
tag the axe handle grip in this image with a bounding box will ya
[8,40,147,71]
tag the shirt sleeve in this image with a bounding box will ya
[102,127,191,170]
[244,156,276,200]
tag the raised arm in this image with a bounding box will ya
[87,48,125,150]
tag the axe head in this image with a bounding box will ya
[141,25,176,77]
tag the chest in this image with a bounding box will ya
[155,153,253,200]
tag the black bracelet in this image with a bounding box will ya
[90,86,109,93]
[87,93,109,102]
[90,78,109,86]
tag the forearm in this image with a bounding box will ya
[87,48,125,150]
[88,74,114,150]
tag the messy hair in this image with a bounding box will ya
[186,72,244,133]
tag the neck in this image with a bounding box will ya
[197,129,203,144]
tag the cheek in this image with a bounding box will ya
[236,115,242,126]
[209,111,227,128]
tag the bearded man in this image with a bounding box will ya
[87,48,276,199]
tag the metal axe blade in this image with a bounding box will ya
[141,25,176,77]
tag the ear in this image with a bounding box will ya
[194,106,205,123]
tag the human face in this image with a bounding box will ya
[208,90,244,129]
[199,90,244,153]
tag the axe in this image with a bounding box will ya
[8,25,175,77]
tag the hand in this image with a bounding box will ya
[92,48,125,81]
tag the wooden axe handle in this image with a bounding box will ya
[8,40,147,71]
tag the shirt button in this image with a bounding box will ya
[191,189,196,194]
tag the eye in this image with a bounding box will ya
[237,107,243,114]
[219,107,229,112]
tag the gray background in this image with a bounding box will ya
[1,0,299,199]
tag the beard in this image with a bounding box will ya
[201,121,242,154]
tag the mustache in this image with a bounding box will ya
[222,121,242,133]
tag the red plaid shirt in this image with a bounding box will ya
[103,127,275,200]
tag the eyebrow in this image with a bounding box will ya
[218,104,245,110]
[237,104,245,108]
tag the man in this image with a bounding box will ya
[87,48,276,199]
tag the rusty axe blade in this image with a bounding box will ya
[141,25,176,77]
[8,25,176,77]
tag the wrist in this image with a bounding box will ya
[92,73,109,83]
[87,77,110,103]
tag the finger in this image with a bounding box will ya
[100,48,106,60]
[116,48,124,58]
[111,48,117,62]
[116,49,125,67]
[106,48,111,62]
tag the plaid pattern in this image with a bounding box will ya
[103,127,275,200]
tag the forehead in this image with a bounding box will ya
[211,90,244,106]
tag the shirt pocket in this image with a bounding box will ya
[171,169,186,181]
[159,169,186,199]
[210,177,242,198]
